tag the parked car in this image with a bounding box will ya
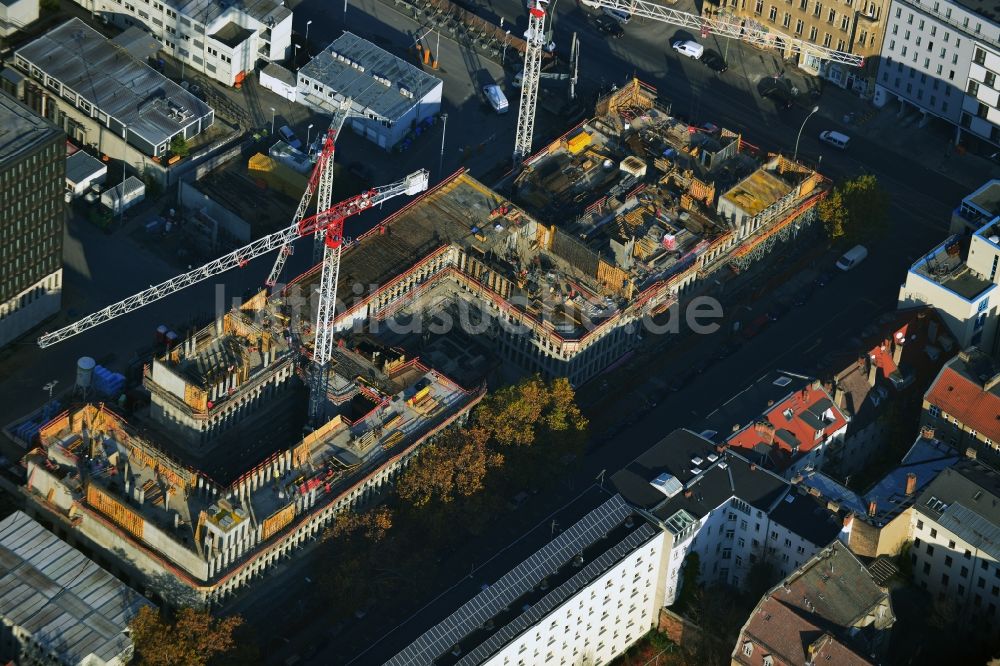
[819,130,851,149]
[672,40,704,59]
[601,6,631,24]
[767,300,790,322]
[742,313,770,339]
[594,14,625,37]
[759,78,793,108]
[702,49,728,73]
[815,271,834,287]
[793,284,815,306]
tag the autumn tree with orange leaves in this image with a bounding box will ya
[129,606,243,666]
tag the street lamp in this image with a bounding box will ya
[120,126,128,226]
[306,123,314,149]
[794,105,820,162]
[270,107,276,136]
[305,19,313,51]
[438,113,448,179]
[294,43,301,68]
[502,30,511,64]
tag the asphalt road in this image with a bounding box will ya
[0,0,984,661]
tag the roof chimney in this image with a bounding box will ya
[892,339,904,364]
[833,385,846,409]
[867,499,877,517]
[905,473,918,496]
[966,447,978,460]
[867,356,878,386]
[750,463,758,472]
[684,489,693,498]
[920,425,936,440]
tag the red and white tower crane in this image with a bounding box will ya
[38,139,429,425]
[511,0,865,163]
[266,99,354,288]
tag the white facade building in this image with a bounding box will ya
[0,0,38,38]
[385,494,667,666]
[898,220,1000,355]
[910,457,1000,624]
[296,32,443,150]
[79,0,292,86]
[875,0,1000,149]
[613,429,842,606]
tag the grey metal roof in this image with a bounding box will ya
[385,495,641,666]
[0,89,61,166]
[110,27,161,61]
[104,176,145,203]
[916,459,1000,559]
[937,503,1000,561]
[261,62,295,86]
[0,511,151,664]
[168,0,290,27]
[65,151,106,186]
[15,18,213,148]
[299,32,442,121]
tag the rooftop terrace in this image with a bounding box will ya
[909,236,995,301]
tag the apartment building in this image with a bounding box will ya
[702,0,887,92]
[898,221,1000,355]
[875,0,1000,150]
[732,541,895,665]
[0,89,64,349]
[910,457,1000,626]
[922,346,1000,461]
[384,494,667,666]
[823,307,951,479]
[800,428,960,557]
[78,0,292,86]
[0,0,38,37]
[613,429,842,606]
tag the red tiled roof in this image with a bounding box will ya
[733,598,872,666]
[925,366,1000,443]
[727,385,848,472]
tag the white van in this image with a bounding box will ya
[819,130,850,149]
[835,244,868,271]
[671,40,704,59]
[602,7,631,24]
[483,84,509,114]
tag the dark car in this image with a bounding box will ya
[715,340,740,360]
[767,300,790,322]
[815,270,834,287]
[594,14,625,38]
[347,162,372,184]
[742,314,770,340]
[759,78,794,109]
[793,284,815,306]
[702,50,728,73]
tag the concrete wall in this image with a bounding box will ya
[260,67,297,103]
[178,179,252,249]
[0,270,61,349]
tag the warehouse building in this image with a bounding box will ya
[0,511,151,666]
[14,18,214,158]
[296,32,442,149]
[0,89,64,349]
[73,0,292,87]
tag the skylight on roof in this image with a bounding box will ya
[774,376,792,387]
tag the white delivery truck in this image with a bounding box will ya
[483,84,509,114]
[819,130,851,149]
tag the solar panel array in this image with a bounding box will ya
[458,524,658,665]
[0,511,152,663]
[384,494,636,666]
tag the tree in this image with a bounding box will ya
[396,427,503,507]
[818,173,889,242]
[129,606,242,666]
[674,552,701,612]
[40,0,58,12]
[325,505,393,543]
[170,135,190,158]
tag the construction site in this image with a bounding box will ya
[18,77,832,608]
[24,298,483,605]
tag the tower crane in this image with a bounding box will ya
[266,99,354,288]
[511,0,865,163]
[40,165,429,427]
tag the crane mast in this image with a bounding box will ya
[513,0,547,164]
[266,100,353,288]
[511,0,864,162]
[36,171,429,349]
